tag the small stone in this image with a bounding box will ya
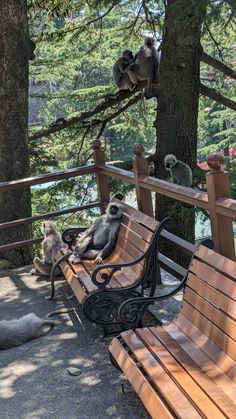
[67,367,81,376]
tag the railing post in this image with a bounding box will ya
[206,152,235,260]
[132,144,154,217]
[92,139,110,214]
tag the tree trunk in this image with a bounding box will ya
[0,0,32,267]
[155,0,207,266]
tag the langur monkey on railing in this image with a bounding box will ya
[164,154,192,187]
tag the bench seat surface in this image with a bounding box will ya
[109,245,236,419]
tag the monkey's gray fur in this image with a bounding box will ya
[30,221,65,276]
[130,37,159,92]
[0,313,55,350]
[164,154,192,187]
[71,202,124,265]
[112,50,137,91]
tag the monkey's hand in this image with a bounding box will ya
[94,256,103,265]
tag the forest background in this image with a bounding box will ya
[0,0,235,268]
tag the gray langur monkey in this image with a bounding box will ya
[164,154,192,187]
[71,202,124,265]
[112,50,138,91]
[30,221,65,276]
[0,313,55,350]
[130,37,159,92]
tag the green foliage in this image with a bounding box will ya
[26,0,236,244]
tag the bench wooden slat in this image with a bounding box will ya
[148,327,236,418]
[118,224,149,253]
[190,258,236,301]
[195,245,236,280]
[121,330,202,419]
[72,263,99,293]
[164,322,236,399]
[182,301,236,361]
[109,338,174,419]
[117,235,143,260]
[122,213,153,242]
[113,199,157,231]
[185,286,236,341]
[174,313,236,384]
[186,273,236,321]
[134,328,228,419]
[60,263,87,303]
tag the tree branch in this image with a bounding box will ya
[29,83,147,141]
[201,51,236,80]
[199,83,236,111]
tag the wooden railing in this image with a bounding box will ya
[0,140,235,275]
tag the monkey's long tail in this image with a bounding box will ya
[41,308,79,336]
[48,251,73,300]
[46,308,79,319]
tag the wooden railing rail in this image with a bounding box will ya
[0,141,235,263]
[0,165,97,192]
[0,202,100,231]
[97,164,135,184]
[215,198,236,220]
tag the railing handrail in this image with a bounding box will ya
[0,202,100,230]
[97,163,135,184]
[0,151,235,262]
[0,164,98,192]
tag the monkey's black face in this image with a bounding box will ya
[109,205,119,215]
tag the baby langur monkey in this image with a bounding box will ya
[71,202,124,265]
[0,313,55,350]
[30,221,64,276]
[113,50,138,91]
[164,154,192,187]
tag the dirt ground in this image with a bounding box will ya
[0,267,182,419]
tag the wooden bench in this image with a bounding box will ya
[109,245,236,418]
[49,199,171,331]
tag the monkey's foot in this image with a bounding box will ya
[94,256,103,265]
[72,257,82,265]
[30,268,37,275]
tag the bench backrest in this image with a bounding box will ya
[182,245,236,360]
[112,198,155,262]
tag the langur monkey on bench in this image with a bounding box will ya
[71,202,124,265]
[30,221,65,276]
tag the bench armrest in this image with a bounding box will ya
[62,226,90,248]
[117,252,194,328]
[91,217,171,289]
[118,276,187,328]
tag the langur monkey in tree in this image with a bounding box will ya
[71,202,124,265]
[164,154,192,187]
[30,221,65,276]
[112,50,138,91]
[129,37,159,92]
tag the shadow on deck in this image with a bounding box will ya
[0,267,153,419]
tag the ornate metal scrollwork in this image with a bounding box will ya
[83,289,140,326]
[62,227,88,248]
[118,298,153,329]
